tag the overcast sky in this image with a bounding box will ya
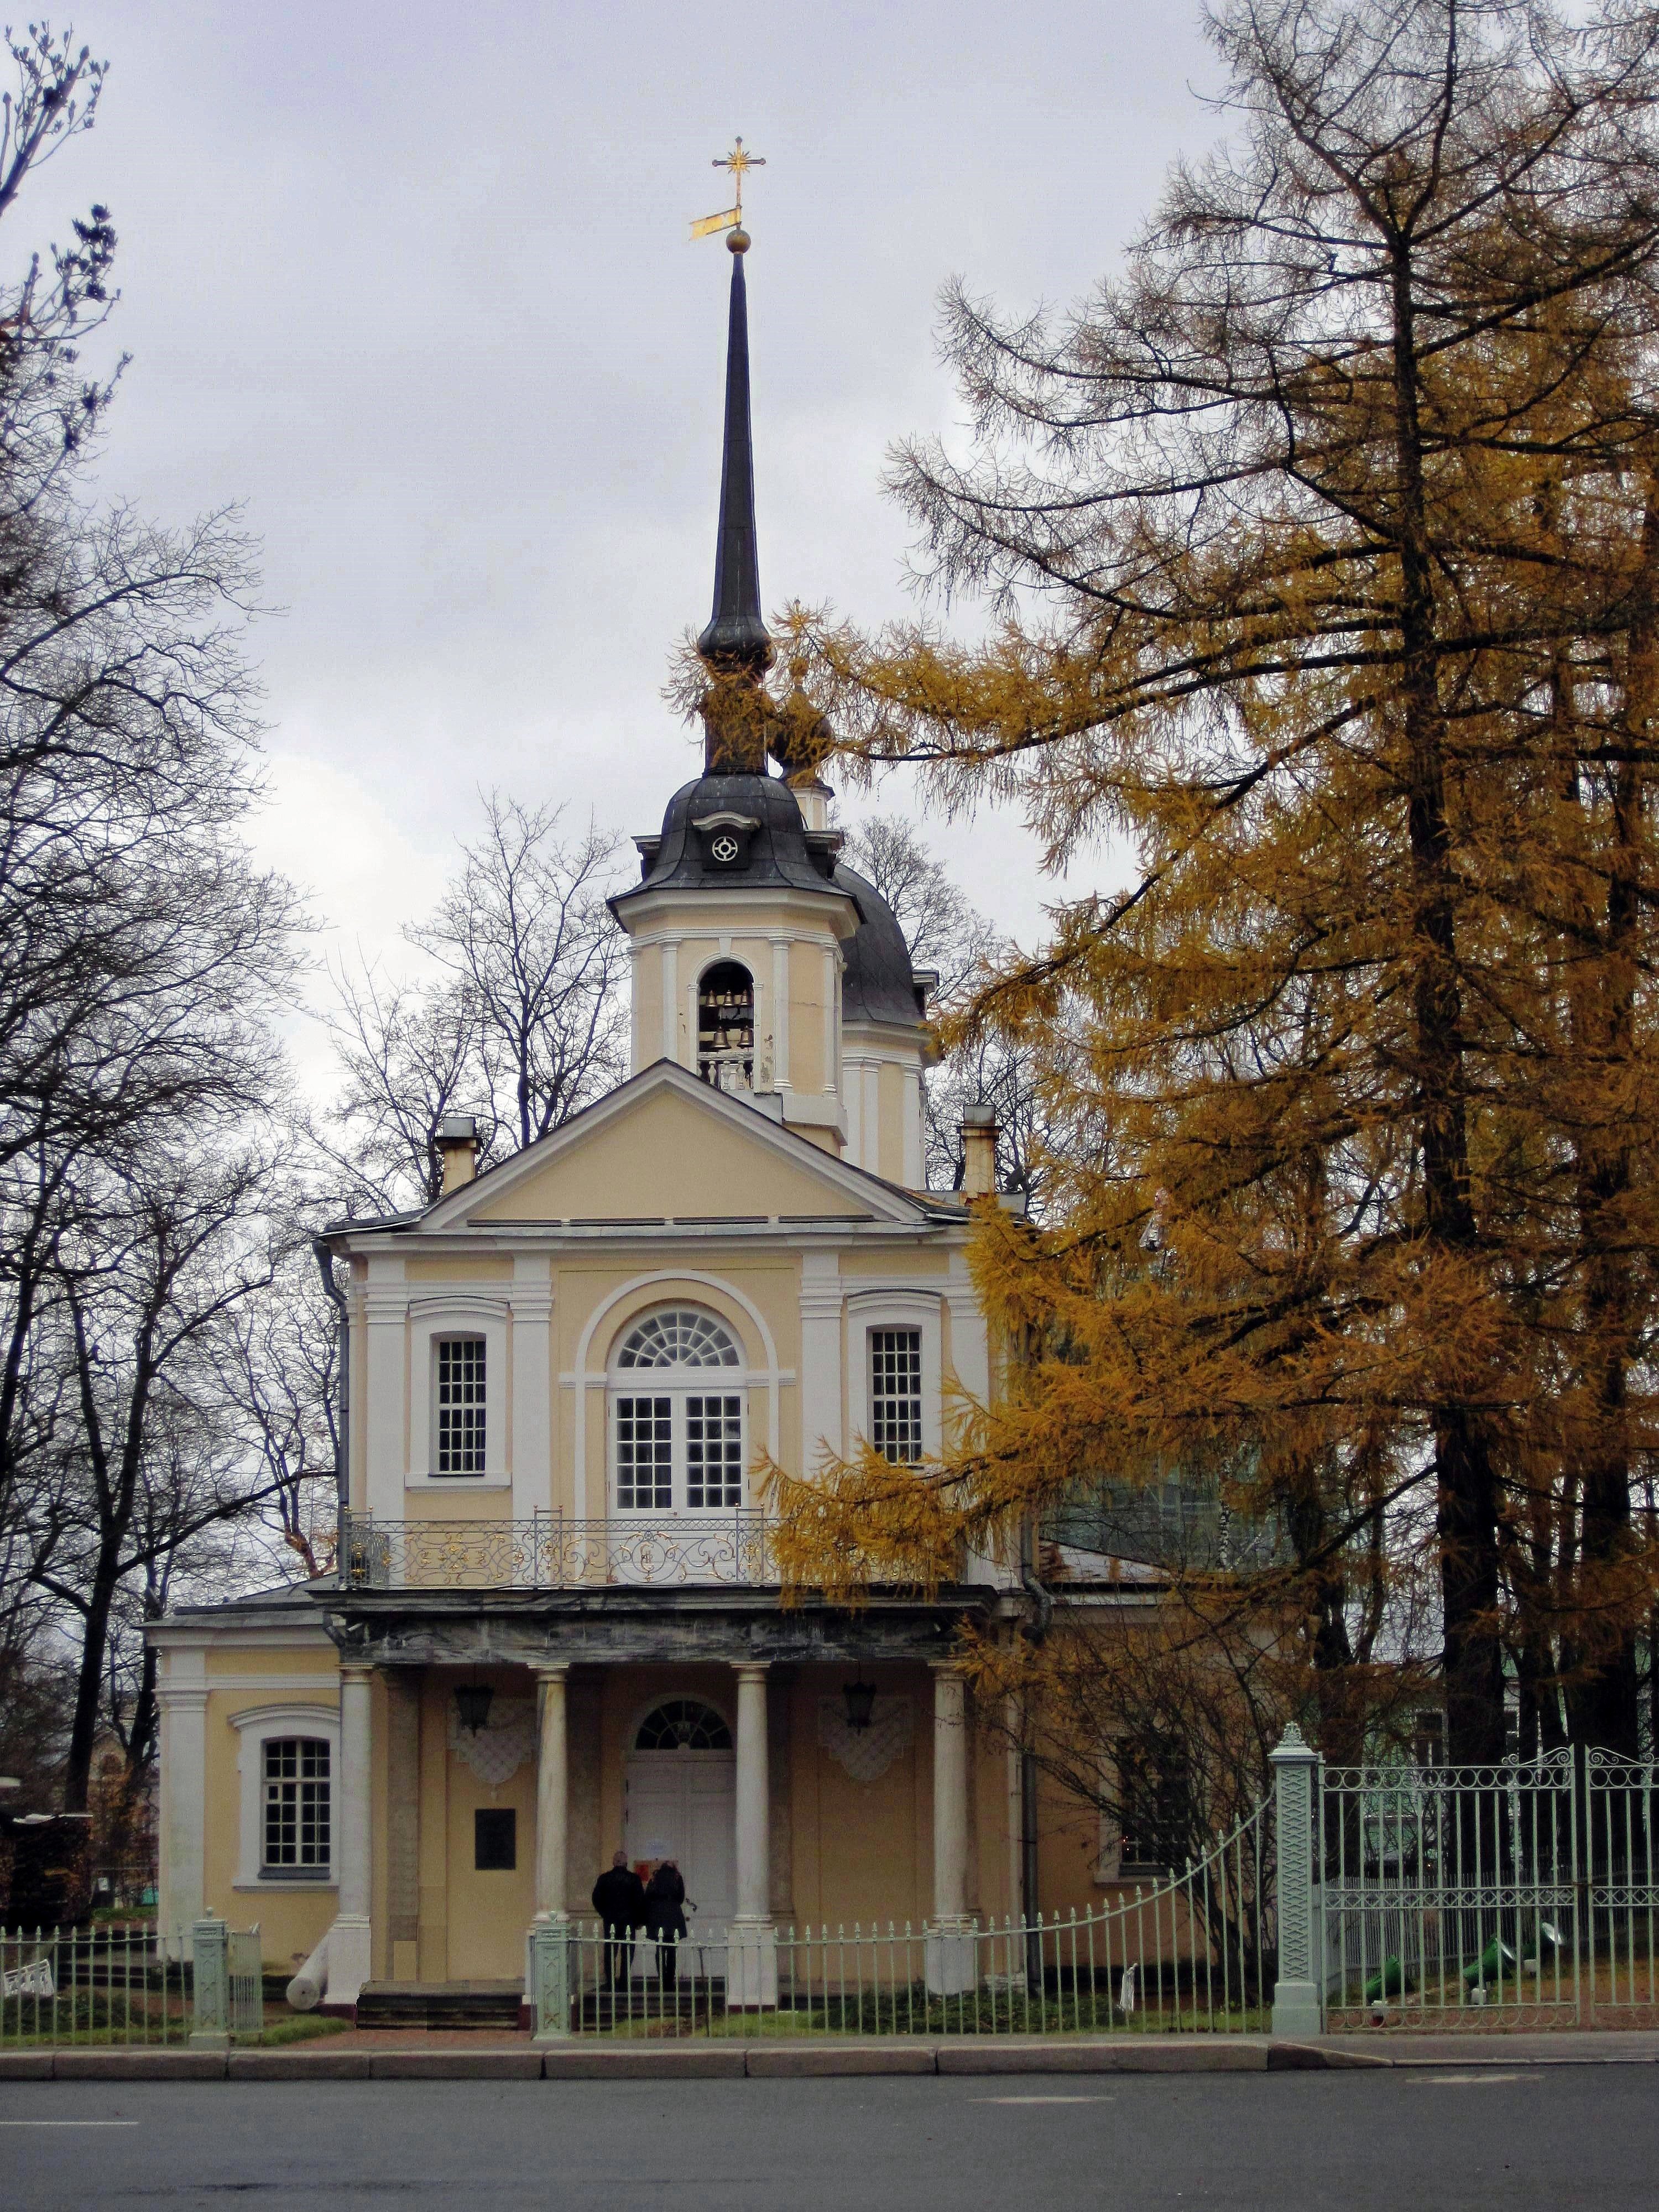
[53,1,1224,1091]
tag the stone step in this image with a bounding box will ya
[354,1979,524,2031]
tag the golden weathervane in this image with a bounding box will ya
[690,137,765,242]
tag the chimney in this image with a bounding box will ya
[960,1099,999,1201]
[436,1114,478,1195]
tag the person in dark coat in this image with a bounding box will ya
[591,1851,646,1986]
[644,1859,690,1989]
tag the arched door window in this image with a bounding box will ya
[697,960,754,1093]
[634,1699,733,1751]
[612,1307,745,1514]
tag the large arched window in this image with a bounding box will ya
[612,1306,745,1514]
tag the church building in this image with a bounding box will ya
[146,217,1109,2022]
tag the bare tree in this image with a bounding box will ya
[322,796,628,1209]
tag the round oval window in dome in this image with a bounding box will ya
[635,1699,733,1752]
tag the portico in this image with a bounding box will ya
[317,1596,990,2010]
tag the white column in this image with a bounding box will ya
[512,1258,554,1523]
[325,1663,374,2006]
[156,1674,207,1952]
[534,1665,569,1922]
[729,1661,778,2006]
[363,1263,406,1519]
[927,1662,975,1994]
[798,1253,843,1472]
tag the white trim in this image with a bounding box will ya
[848,1288,943,1461]
[230,1703,341,1890]
[409,1296,509,1481]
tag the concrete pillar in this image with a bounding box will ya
[927,1663,976,1994]
[534,1664,570,1922]
[730,1661,777,2006]
[325,1663,374,2007]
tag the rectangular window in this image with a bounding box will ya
[474,1808,517,1871]
[262,1738,331,1875]
[870,1328,923,1464]
[436,1337,487,1474]
[615,1396,673,1509]
[685,1395,743,1509]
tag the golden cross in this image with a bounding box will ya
[690,136,765,242]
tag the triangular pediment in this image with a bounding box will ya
[424,1061,929,1230]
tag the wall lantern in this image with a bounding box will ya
[454,1680,494,1736]
[842,1679,877,1734]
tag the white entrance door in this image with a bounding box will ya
[624,1748,736,1973]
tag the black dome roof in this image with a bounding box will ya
[613,773,842,903]
[836,864,926,1030]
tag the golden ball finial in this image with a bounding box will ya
[728,225,750,253]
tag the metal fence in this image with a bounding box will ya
[1321,1754,1580,2030]
[533,1800,1272,2039]
[0,1917,267,2047]
[2,1922,189,2047]
[1317,1748,1659,2030]
[1585,1750,1659,2025]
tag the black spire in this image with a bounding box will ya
[697,233,773,672]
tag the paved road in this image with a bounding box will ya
[2,2068,1653,2210]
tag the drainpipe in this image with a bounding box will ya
[313,1237,349,1561]
[1019,1512,1052,1997]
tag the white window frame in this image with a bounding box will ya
[409,1296,509,1487]
[608,1306,750,1515]
[231,1704,340,1890]
[848,1290,942,1463]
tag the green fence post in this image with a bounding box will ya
[189,1917,230,2049]
[1270,1725,1323,2039]
[530,1917,572,2043]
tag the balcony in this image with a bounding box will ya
[338,1509,775,1592]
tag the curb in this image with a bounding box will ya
[4,2036,1656,2081]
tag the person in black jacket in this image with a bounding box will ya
[591,1851,646,1987]
[644,1859,689,1989]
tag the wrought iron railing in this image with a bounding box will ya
[531,1798,1274,2038]
[339,1509,776,1591]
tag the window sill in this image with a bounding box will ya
[235,1878,337,1892]
[407,1474,512,1491]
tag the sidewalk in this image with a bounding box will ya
[4,2029,1659,2080]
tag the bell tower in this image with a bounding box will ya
[610,213,935,1181]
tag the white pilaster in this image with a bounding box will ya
[927,1662,975,1994]
[902,1066,924,1188]
[363,1261,406,1520]
[325,1663,374,2006]
[730,1661,777,2006]
[862,1063,880,1176]
[533,1665,569,1923]
[798,1253,843,1472]
[156,1665,207,1949]
[660,940,679,1065]
[511,1256,554,1521]
[770,936,791,1091]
